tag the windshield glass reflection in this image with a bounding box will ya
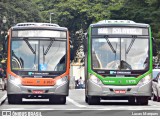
[92,38,149,70]
[11,39,66,71]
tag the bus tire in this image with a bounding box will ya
[85,95,88,103]
[153,94,157,101]
[136,97,148,105]
[84,53,88,104]
[50,96,66,104]
[8,94,22,104]
[128,97,135,105]
[157,96,160,102]
[88,96,100,105]
[57,96,66,104]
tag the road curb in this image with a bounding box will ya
[0,92,7,105]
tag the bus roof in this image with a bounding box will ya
[12,22,68,31]
[90,20,149,28]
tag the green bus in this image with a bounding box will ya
[84,20,157,105]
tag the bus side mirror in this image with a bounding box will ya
[83,33,88,53]
[152,37,157,56]
[70,39,74,61]
[3,35,8,53]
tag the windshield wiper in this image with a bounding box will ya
[43,45,45,64]
[24,38,36,54]
[34,44,37,65]
[23,38,37,70]
[43,38,54,55]
[43,39,54,64]
[126,37,136,54]
[105,36,116,53]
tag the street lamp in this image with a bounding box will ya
[2,16,7,24]
[0,16,7,60]
[49,12,54,23]
[1,16,7,35]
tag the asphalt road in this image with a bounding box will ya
[0,89,160,116]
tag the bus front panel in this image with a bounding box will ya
[6,27,70,104]
[85,23,152,105]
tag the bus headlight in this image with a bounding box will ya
[56,77,68,86]
[90,74,102,85]
[8,74,21,85]
[137,74,151,86]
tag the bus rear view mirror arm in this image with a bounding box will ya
[152,37,157,56]
[83,33,88,53]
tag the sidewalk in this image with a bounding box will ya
[0,90,7,105]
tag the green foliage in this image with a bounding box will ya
[0,0,43,28]
[111,0,160,40]
[0,0,43,60]
[1,0,160,60]
[33,0,125,61]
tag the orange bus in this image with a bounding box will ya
[6,23,70,104]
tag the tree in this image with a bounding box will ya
[35,0,125,61]
[1,0,160,62]
[0,0,43,30]
[111,0,160,40]
[0,0,43,61]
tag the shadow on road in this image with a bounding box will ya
[99,102,146,106]
[7,102,67,105]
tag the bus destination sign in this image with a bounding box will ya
[92,27,149,36]
[12,30,67,38]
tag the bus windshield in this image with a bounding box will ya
[92,37,149,70]
[11,38,66,71]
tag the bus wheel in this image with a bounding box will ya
[50,96,66,104]
[136,97,148,105]
[153,94,157,101]
[85,96,88,103]
[157,96,160,102]
[88,96,100,105]
[57,96,66,104]
[8,94,22,104]
[128,97,135,105]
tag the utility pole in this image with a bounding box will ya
[49,12,54,23]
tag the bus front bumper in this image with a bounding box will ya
[87,80,152,97]
[7,79,69,97]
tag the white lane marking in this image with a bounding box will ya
[66,97,86,108]
[1,108,105,110]
[2,108,25,110]
[0,93,7,105]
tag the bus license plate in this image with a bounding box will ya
[32,90,44,94]
[114,90,126,94]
